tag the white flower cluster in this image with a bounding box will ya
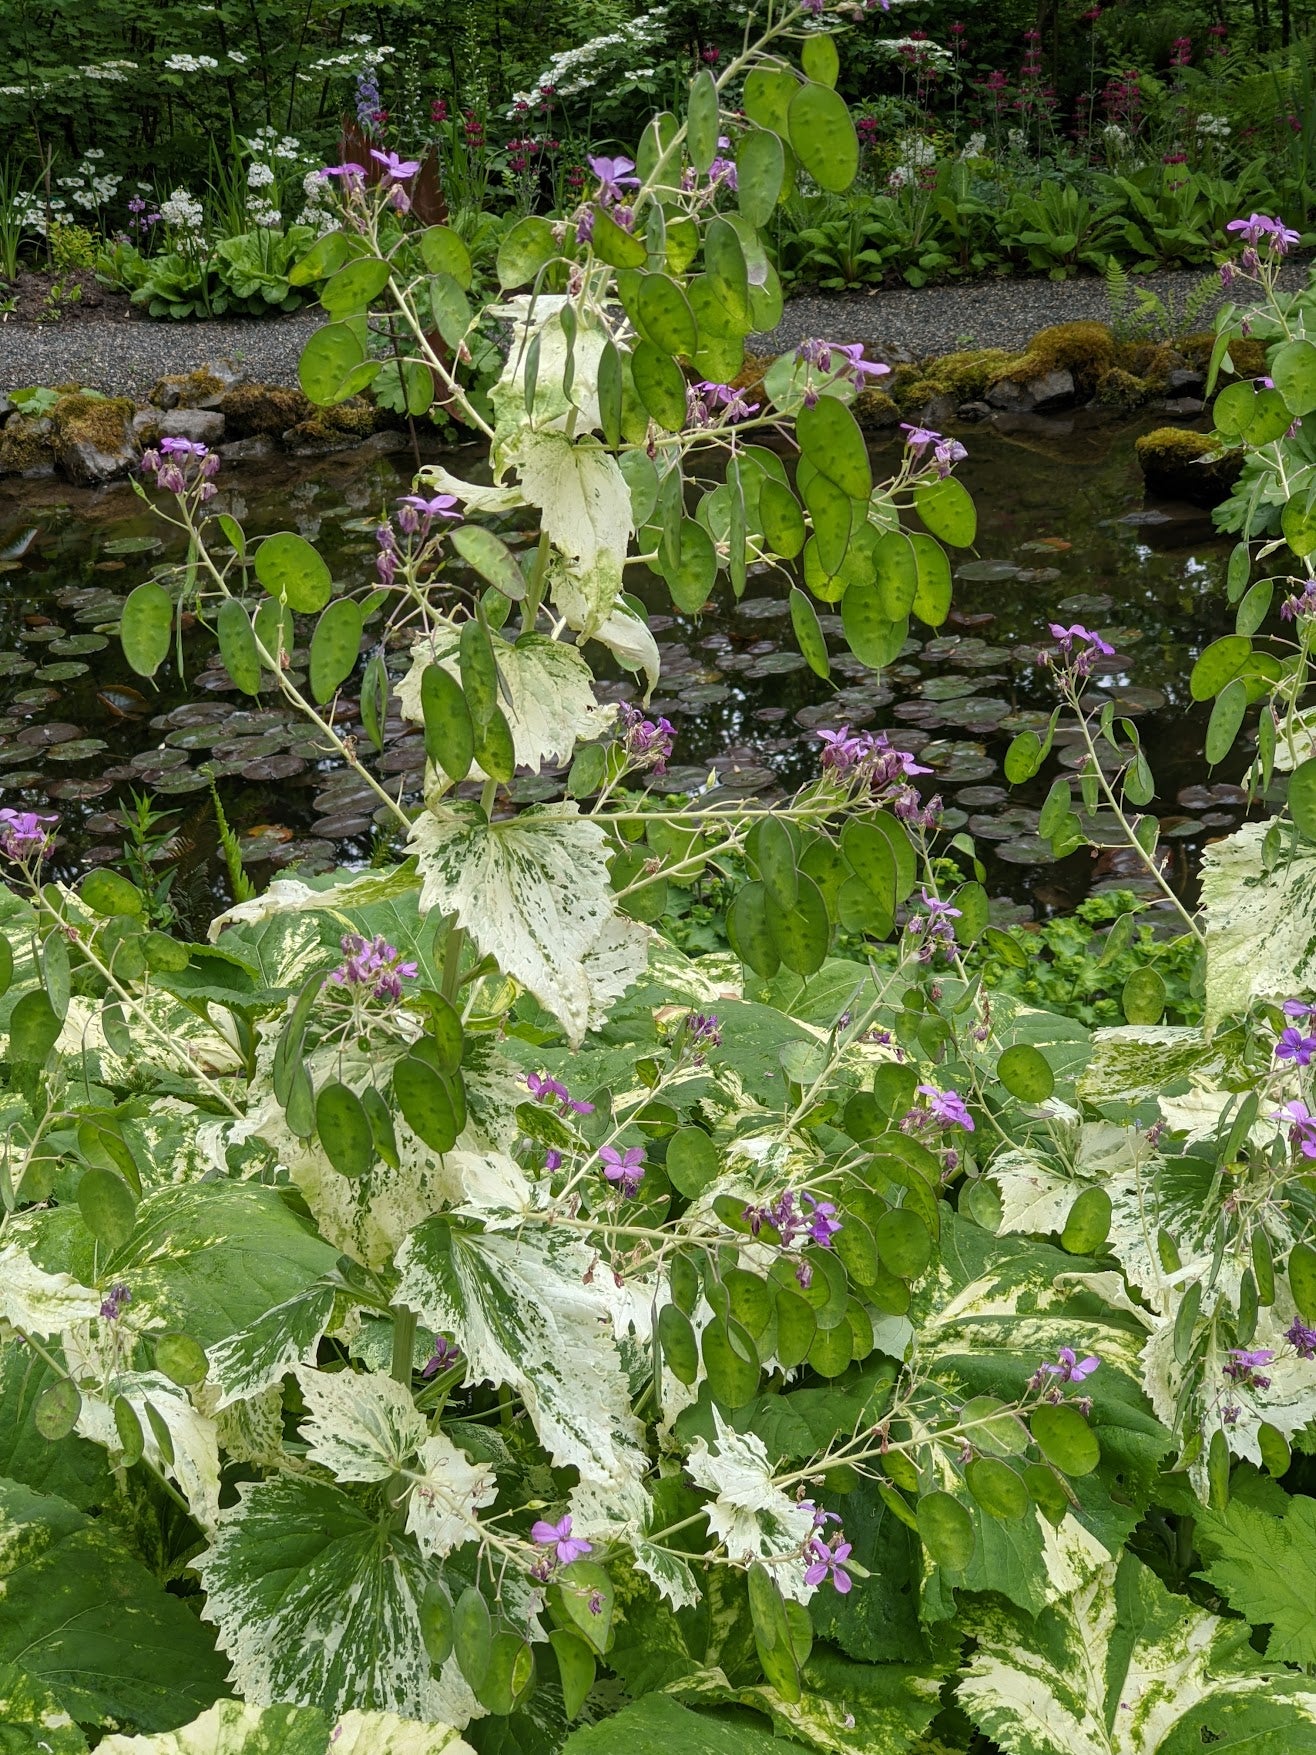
[960,130,987,159]
[160,187,205,236]
[872,35,953,67]
[1195,112,1231,138]
[247,124,303,161]
[888,131,937,187]
[623,68,658,81]
[1102,122,1130,150]
[248,197,282,229]
[227,49,248,65]
[310,42,393,72]
[247,161,275,189]
[6,190,68,235]
[55,150,122,210]
[1007,126,1028,152]
[509,7,669,112]
[81,60,138,81]
[164,53,219,73]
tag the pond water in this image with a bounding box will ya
[0,413,1246,933]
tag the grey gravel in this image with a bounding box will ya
[0,308,326,395]
[0,263,1308,397]
[750,264,1310,359]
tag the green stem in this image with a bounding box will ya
[390,1305,418,1385]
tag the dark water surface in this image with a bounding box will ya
[0,413,1246,929]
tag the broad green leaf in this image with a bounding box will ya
[298,319,380,405]
[421,663,474,784]
[789,585,830,677]
[0,1478,227,1730]
[910,534,952,628]
[1030,1403,1100,1475]
[496,215,557,288]
[1197,1493,1316,1664]
[960,1551,1316,1755]
[1189,634,1251,701]
[315,1081,374,1178]
[796,394,871,500]
[736,128,785,227]
[742,66,797,136]
[254,532,333,614]
[561,1693,780,1754]
[787,82,858,193]
[841,578,905,669]
[996,1044,1054,1104]
[761,479,807,558]
[917,1490,976,1569]
[632,339,689,432]
[636,274,698,358]
[320,257,389,317]
[687,69,720,173]
[801,33,839,87]
[419,224,474,289]
[1205,677,1247,765]
[914,476,976,547]
[308,598,363,704]
[120,581,173,678]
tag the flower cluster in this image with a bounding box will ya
[1223,1347,1273,1390]
[743,1190,841,1287]
[159,188,205,240]
[905,888,962,962]
[1275,999,1316,1064]
[804,1531,853,1593]
[1045,622,1115,675]
[356,66,386,134]
[686,380,759,427]
[1226,213,1301,258]
[795,338,891,401]
[617,702,675,773]
[326,933,419,1002]
[1272,1098,1316,1158]
[0,807,56,864]
[511,9,670,109]
[139,438,221,499]
[1032,1346,1099,1388]
[900,423,967,476]
[684,1012,722,1057]
[903,1083,975,1135]
[99,1282,133,1321]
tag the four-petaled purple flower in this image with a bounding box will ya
[531,1514,593,1565]
[319,161,366,182]
[600,1144,646,1196]
[587,154,640,205]
[1224,1347,1274,1389]
[100,1282,132,1322]
[0,807,56,864]
[915,1084,975,1131]
[1049,622,1115,656]
[901,423,941,452]
[370,148,420,180]
[1038,1346,1100,1383]
[804,1533,853,1594]
[687,380,759,428]
[527,1071,594,1115]
[1283,999,1316,1019]
[801,1191,841,1247]
[1276,1027,1316,1066]
[686,1012,722,1050]
[906,887,962,962]
[1286,1317,1316,1359]
[1226,212,1301,254]
[421,1335,462,1378]
[933,436,968,476]
[794,339,891,398]
[399,492,460,521]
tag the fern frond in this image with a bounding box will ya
[207,773,254,903]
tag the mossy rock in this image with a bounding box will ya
[48,393,138,484]
[283,396,386,450]
[0,414,56,477]
[149,368,230,410]
[1135,426,1244,506]
[1179,330,1269,379]
[1094,367,1154,411]
[854,389,901,430]
[997,321,1115,394]
[898,348,1015,410]
[220,383,313,438]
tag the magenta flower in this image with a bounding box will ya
[933,436,967,476]
[687,381,759,427]
[916,1084,975,1131]
[804,1533,853,1594]
[1276,1027,1316,1066]
[1283,1000,1316,1018]
[618,702,675,773]
[801,1191,841,1247]
[1049,622,1115,656]
[1227,212,1300,253]
[320,161,366,181]
[1273,1099,1316,1158]
[421,1335,462,1378]
[901,423,941,451]
[1224,1347,1274,1389]
[400,493,460,519]
[0,807,57,863]
[370,148,421,180]
[1038,1346,1100,1383]
[600,1144,646,1196]
[832,342,890,382]
[527,1071,594,1115]
[159,435,209,458]
[906,888,963,962]
[326,933,418,1002]
[530,1514,593,1565]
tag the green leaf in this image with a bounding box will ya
[216,598,261,696]
[1197,1494,1316,1664]
[120,581,173,678]
[254,532,333,614]
[458,620,499,728]
[287,226,353,286]
[1206,676,1248,765]
[965,1457,1030,1522]
[419,223,473,288]
[315,1081,374,1179]
[801,33,839,87]
[298,319,380,405]
[1290,1241,1316,1322]
[632,339,688,431]
[0,1478,227,1729]
[561,1693,780,1754]
[796,394,871,499]
[742,67,797,136]
[1190,634,1251,701]
[33,1377,81,1442]
[914,476,976,547]
[1030,1403,1100,1475]
[687,68,721,173]
[789,586,829,677]
[309,598,363,703]
[910,533,952,628]
[319,257,389,317]
[77,1167,136,1250]
[761,480,807,558]
[666,1127,719,1197]
[917,1490,976,1569]
[961,1550,1316,1755]
[496,216,558,288]
[1289,756,1316,840]
[787,82,858,193]
[8,991,61,1065]
[392,1056,459,1153]
[747,1563,801,1704]
[703,218,750,330]
[421,663,474,783]
[636,273,698,357]
[1061,1187,1112,1254]
[736,128,785,227]
[448,525,527,602]
[765,872,829,976]
[664,519,717,613]
[996,1044,1054,1104]
[1121,965,1166,1024]
[590,203,647,269]
[841,578,905,670]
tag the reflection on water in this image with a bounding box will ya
[0,412,1251,929]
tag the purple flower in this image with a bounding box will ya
[906,887,963,962]
[1276,1027,1316,1065]
[326,933,419,1003]
[618,702,675,773]
[1038,1346,1100,1383]
[1049,622,1115,656]
[400,493,460,520]
[801,1191,841,1247]
[687,380,759,427]
[320,161,367,182]
[99,1282,132,1322]
[1283,1000,1316,1018]
[421,1335,462,1378]
[686,1012,722,1050]
[1226,212,1300,254]
[802,1501,843,1530]
[916,1084,975,1131]
[1224,1347,1274,1389]
[159,435,209,458]
[1273,1099,1316,1158]
[531,1514,593,1565]
[527,1071,594,1115]
[600,1144,646,1196]
[1287,1317,1316,1359]
[804,1533,853,1594]
[933,436,968,476]
[794,339,891,387]
[587,154,640,204]
[0,808,56,863]
[901,423,941,451]
[370,148,421,180]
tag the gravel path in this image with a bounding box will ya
[1,264,1309,394]
[0,308,325,396]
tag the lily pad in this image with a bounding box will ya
[955,560,1021,583]
[47,738,110,762]
[995,834,1062,865]
[35,662,90,681]
[102,534,164,555]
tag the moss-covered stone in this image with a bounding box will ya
[220,383,313,438]
[49,393,138,483]
[0,414,55,476]
[1178,330,1269,379]
[149,368,229,410]
[854,388,901,429]
[996,321,1114,394]
[1135,426,1244,506]
[1094,367,1154,411]
[283,396,384,451]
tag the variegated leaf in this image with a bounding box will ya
[405,1432,498,1558]
[684,1410,816,1601]
[1201,819,1316,1031]
[294,1366,425,1482]
[95,1697,477,1754]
